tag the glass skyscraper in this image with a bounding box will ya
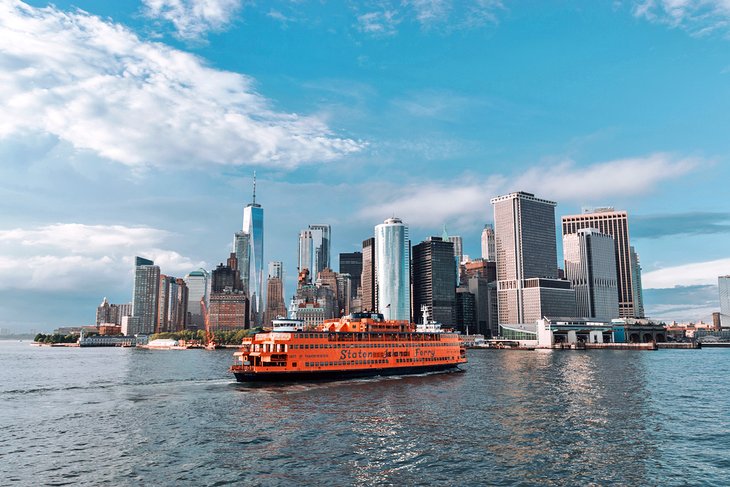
[233,231,250,292]
[375,217,411,321]
[242,176,264,325]
[185,269,209,325]
[412,237,456,325]
[309,224,331,280]
[298,229,313,275]
[563,229,619,321]
[720,276,730,321]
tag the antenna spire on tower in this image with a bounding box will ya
[252,170,257,205]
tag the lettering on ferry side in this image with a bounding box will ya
[415,348,436,358]
[339,350,377,360]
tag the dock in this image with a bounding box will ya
[657,342,701,349]
[584,342,657,350]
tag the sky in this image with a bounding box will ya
[1,0,729,332]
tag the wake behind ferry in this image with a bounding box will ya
[230,311,467,382]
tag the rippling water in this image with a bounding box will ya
[1,341,729,486]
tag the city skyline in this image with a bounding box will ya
[2,1,730,331]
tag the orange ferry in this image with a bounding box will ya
[230,312,467,382]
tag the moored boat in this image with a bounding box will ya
[230,312,467,382]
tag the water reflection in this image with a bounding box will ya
[2,342,729,485]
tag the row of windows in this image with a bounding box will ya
[395,357,453,363]
[304,359,388,367]
[290,342,455,350]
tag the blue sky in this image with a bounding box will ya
[1,0,729,332]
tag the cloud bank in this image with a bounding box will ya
[0,223,205,291]
[642,258,730,289]
[0,1,362,171]
[358,153,698,228]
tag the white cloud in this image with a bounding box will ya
[357,10,400,36]
[355,0,502,36]
[514,153,698,201]
[0,1,362,171]
[142,0,242,39]
[633,0,730,36]
[643,258,730,288]
[356,153,698,229]
[357,175,506,228]
[0,223,206,291]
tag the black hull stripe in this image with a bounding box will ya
[232,364,461,382]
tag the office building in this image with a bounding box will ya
[298,230,313,274]
[412,237,456,325]
[375,217,411,321]
[131,256,160,335]
[491,192,576,325]
[242,173,264,325]
[184,269,209,327]
[481,224,496,261]
[336,273,352,316]
[562,208,638,318]
[264,276,287,326]
[212,253,244,293]
[563,229,619,322]
[156,275,188,333]
[361,237,376,312]
[209,253,249,330]
[208,292,249,332]
[455,288,477,334]
[720,276,730,323]
[233,231,250,292]
[339,251,363,299]
[630,247,645,319]
[309,224,331,281]
[268,261,283,280]
[96,298,131,326]
[464,259,498,337]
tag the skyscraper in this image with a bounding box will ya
[298,229,313,274]
[412,237,456,325]
[184,269,209,327]
[630,246,645,318]
[719,275,730,322]
[157,275,188,333]
[563,229,619,321]
[268,261,283,279]
[242,174,264,325]
[264,275,287,326]
[481,224,496,261]
[561,208,637,318]
[309,224,331,280]
[491,192,576,324]
[375,217,411,321]
[209,253,249,331]
[361,237,376,312]
[464,259,498,337]
[131,256,160,335]
[339,251,362,299]
[233,231,250,292]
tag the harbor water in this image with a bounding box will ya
[1,341,729,486]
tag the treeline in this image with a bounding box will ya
[34,333,79,344]
[150,328,263,345]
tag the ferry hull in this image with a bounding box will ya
[232,363,461,382]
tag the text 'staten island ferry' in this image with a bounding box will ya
[230,310,467,382]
